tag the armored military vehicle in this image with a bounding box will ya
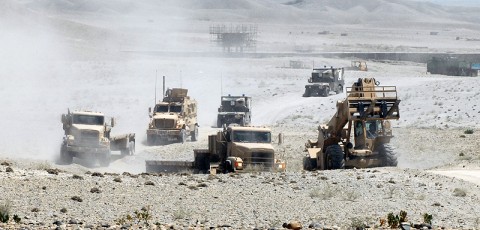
[147,88,198,145]
[60,109,135,166]
[217,95,252,128]
[303,67,345,97]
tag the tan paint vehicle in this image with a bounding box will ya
[147,88,198,145]
[304,78,400,170]
[60,110,135,166]
[146,125,286,173]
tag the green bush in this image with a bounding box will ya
[464,129,474,134]
[0,201,11,223]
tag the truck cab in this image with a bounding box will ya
[217,95,252,127]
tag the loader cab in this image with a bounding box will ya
[353,120,385,149]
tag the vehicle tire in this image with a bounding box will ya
[322,87,330,97]
[128,141,135,155]
[303,88,310,97]
[60,145,73,165]
[99,152,111,167]
[191,126,198,142]
[147,135,156,146]
[325,144,345,170]
[303,156,317,171]
[336,85,343,94]
[179,129,187,143]
[378,143,398,167]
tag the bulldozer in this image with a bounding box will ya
[146,125,286,173]
[303,66,344,97]
[304,78,400,170]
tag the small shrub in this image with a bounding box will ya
[71,196,83,202]
[113,177,122,183]
[387,212,399,228]
[5,167,13,173]
[423,213,433,225]
[46,168,61,175]
[173,208,190,220]
[116,206,152,227]
[309,184,335,199]
[31,207,39,212]
[464,129,474,134]
[13,214,20,223]
[35,161,52,170]
[453,188,467,197]
[91,172,104,177]
[72,174,84,180]
[350,217,366,229]
[0,201,11,223]
[144,181,154,186]
[60,208,67,213]
[399,210,408,223]
[90,187,101,194]
[343,190,360,202]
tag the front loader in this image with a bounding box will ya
[304,78,400,170]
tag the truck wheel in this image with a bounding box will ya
[378,143,397,167]
[128,141,135,155]
[147,135,156,146]
[322,87,330,97]
[99,152,111,167]
[325,145,345,170]
[336,85,343,94]
[191,126,198,142]
[303,156,317,171]
[60,146,73,165]
[303,88,310,97]
[179,129,187,143]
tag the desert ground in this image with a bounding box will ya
[1,0,480,229]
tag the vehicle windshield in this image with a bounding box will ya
[155,105,169,112]
[170,105,182,113]
[72,115,104,125]
[232,131,271,143]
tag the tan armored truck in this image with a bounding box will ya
[217,95,252,128]
[303,67,345,97]
[60,110,135,166]
[146,125,286,173]
[147,88,198,145]
[304,78,400,170]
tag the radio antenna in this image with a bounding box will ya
[220,73,223,96]
[155,70,158,105]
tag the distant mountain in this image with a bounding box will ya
[420,0,479,7]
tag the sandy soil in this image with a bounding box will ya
[1,0,480,229]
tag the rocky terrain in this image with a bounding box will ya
[1,0,480,229]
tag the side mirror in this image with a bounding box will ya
[61,114,66,124]
[148,107,152,113]
[111,117,116,127]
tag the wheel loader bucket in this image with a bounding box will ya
[346,85,400,120]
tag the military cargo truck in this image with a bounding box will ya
[60,109,135,166]
[146,125,286,173]
[147,88,198,145]
[303,67,345,97]
[217,95,252,128]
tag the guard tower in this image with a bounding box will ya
[209,24,258,52]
